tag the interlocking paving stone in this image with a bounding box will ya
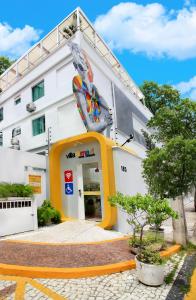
[34,254,185,299]
[0,253,187,300]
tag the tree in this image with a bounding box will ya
[0,56,13,76]
[109,193,177,247]
[140,81,181,115]
[143,137,196,245]
[148,99,196,143]
[141,129,156,152]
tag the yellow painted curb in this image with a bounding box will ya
[0,245,180,279]
[0,260,136,279]
[160,244,181,258]
[184,269,196,300]
[4,236,129,246]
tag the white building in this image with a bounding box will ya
[0,8,152,232]
[0,8,151,157]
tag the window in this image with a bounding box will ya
[0,131,3,146]
[15,98,21,105]
[32,80,44,102]
[0,108,3,122]
[32,115,45,136]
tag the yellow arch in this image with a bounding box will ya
[49,132,117,229]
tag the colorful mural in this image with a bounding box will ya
[69,42,113,136]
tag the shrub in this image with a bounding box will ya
[137,248,164,265]
[37,200,61,226]
[51,210,61,224]
[109,192,178,248]
[0,182,33,198]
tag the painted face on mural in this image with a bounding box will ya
[69,42,113,137]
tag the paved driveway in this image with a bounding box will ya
[1,220,125,243]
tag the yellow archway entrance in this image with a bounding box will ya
[49,132,117,229]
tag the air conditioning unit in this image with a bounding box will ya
[26,102,36,112]
[11,144,20,150]
[11,137,19,145]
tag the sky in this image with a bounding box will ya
[0,0,196,100]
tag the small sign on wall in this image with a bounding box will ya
[29,175,41,194]
[65,183,73,195]
[64,170,73,182]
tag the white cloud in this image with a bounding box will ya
[94,2,196,60]
[175,76,196,100]
[0,23,41,58]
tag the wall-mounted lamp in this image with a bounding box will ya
[121,133,134,147]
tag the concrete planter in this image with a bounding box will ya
[135,256,165,286]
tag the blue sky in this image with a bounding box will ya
[0,0,196,99]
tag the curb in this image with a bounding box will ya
[4,236,129,246]
[0,245,181,279]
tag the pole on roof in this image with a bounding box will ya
[76,8,80,31]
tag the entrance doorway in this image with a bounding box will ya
[82,162,102,221]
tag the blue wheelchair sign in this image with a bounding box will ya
[65,183,73,195]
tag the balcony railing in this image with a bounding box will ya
[0,8,144,102]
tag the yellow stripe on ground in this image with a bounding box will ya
[4,236,129,246]
[28,278,67,300]
[0,275,67,300]
[184,269,196,300]
[14,279,26,300]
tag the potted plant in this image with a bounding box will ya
[109,193,178,254]
[109,193,154,253]
[135,248,165,286]
[37,200,61,226]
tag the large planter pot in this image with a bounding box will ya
[135,256,165,286]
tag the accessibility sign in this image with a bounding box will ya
[65,183,73,195]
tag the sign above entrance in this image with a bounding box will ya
[64,170,73,182]
[66,148,95,159]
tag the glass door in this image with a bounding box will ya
[82,162,102,221]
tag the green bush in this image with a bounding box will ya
[0,182,33,198]
[109,192,178,248]
[37,200,61,227]
[137,248,164,265]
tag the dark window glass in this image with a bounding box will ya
[15,98,21,105]
[32,81,44,102]
[0,108,3,122]
[32,116,45,136]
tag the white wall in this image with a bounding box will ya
[112,147,147,233]
[0,147,46,206]
[0,32,152,157]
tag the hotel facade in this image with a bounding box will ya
[0,8,152,233]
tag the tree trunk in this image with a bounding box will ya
[171,195,188,246]
[139,226,144,247]
[194,186,196,212]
